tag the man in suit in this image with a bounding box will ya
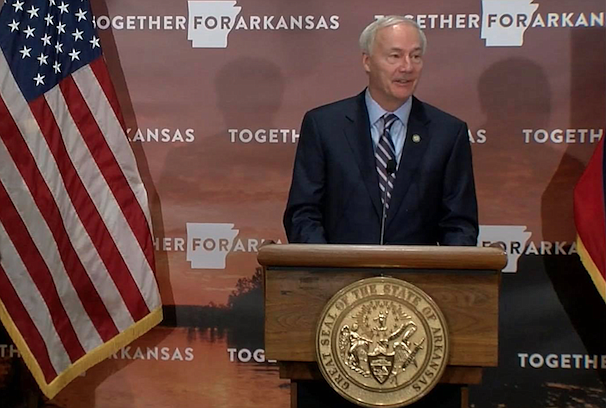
[284,16,478,246]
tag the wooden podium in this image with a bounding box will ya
[258,244,507,408]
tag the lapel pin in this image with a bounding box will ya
[412,134,421,143]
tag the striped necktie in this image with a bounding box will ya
[375,113,398,209]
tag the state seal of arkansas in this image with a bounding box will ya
[315,276,449,407]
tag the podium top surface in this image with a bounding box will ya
[258,244,507,271]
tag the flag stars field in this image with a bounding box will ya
[41,32,51,45]
[33,72,44,85]
[8,19,19,31]
[12,0,24,12]
[23,24,35,37]
[37,53,48,65]
[57,2,68,14]
[72,28,83,41]
[27,5,39,18]
[19,44,31,58]
[75,8,86,21]
[68,48,80,60]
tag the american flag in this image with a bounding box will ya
[0,0,162,398]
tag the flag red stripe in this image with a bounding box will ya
[0,263,57,382]
[60,76,155,278]
[0,182,85,362]
[58,78,151,321]
[574,138,606,274]
[29,96,121,342]
[88,60,156,271]
[89,58,126,132]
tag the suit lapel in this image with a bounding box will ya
[343,92,382,218]
[387,97,431,228]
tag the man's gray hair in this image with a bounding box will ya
[359,16,427,55]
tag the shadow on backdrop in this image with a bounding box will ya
[158,56,290,205]
[157,57,288,351]
[474,57,555,233]
[541,26,606,384]
[471,55,605,407]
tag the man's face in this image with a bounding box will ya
[363,23,424,111]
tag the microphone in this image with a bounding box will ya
[380,159,397,245]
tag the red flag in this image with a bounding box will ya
[574,137,606,302]
[0,0,162,398]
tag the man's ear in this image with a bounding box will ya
[362,53,371,74]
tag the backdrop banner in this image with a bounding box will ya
[0,0,604,407]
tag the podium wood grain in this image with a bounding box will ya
[260,245,504,368]
[264,269,499,366]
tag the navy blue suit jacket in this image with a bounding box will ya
[284,91,478,245]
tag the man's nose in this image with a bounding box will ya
[399,56,413,72]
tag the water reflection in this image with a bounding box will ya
[53,326,289,408]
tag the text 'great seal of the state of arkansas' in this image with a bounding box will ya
[316,277,449,407]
